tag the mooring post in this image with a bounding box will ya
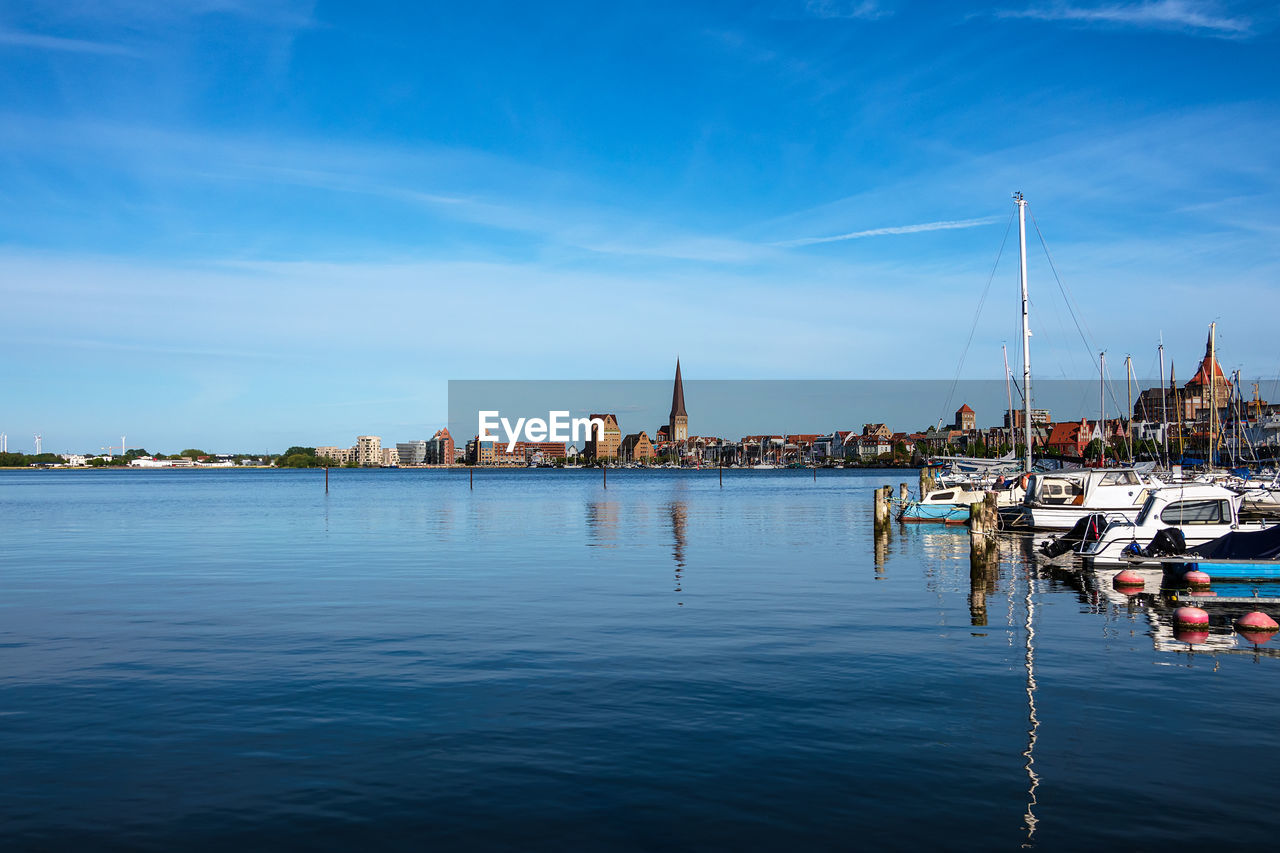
[719,463,723,487]
[470,468,473,490]
[325,466,329,493]
[603,464,607,489]
[874,484,892,534]
[899,482,909,504]
[968,492,998,561]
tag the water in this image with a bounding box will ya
[2,468,1278,849]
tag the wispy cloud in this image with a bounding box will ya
[803,0,891,20]
[0,28,136,56]
[998,1,1253,37]
[776,216,1002,247]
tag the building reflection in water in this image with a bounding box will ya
[585,500,620,546]
[669,500,687,600]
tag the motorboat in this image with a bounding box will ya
[1077,483,1278,566]
[1013,468,1164,531]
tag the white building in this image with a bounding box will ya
[381,447,399,467]
[356,436,382,467]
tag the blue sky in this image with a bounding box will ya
[2,0,1278,452]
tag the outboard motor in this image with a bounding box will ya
[1040,513,1110,558]
[1140,527,1187,558]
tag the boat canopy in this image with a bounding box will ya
[1191,525,1280,560]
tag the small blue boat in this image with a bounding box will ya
[898,485,985,524]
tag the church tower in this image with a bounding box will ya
[669,359,688,443]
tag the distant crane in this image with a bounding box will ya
[100,436,127,458]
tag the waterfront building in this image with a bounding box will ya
[356,435,382,467]
[620,431,655,462]
[858,435,893,460]
[1046,419,1101,457]
[426,428,455,465]
[521,441,566,462]
[316,446,354,464]
[381,447,399,467]
[465,437,495,465]
[583,414,621,460]
[1003,409,1051,429]
[955,404,976,432]
[668,360,688,443]
[862,423,891,440]
[396,441,427,466]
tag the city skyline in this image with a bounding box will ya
[3,1,1279,450]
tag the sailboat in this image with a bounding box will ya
[903,193,1037,522]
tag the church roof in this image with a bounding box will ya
[670,359,687,418]
[1184,329,1227,389]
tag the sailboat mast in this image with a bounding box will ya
[1016,192,1032,473]
[1004,344,1015,452]
[1099,352,1106,466]
[1158,341,1168,467]
[1209,322,1217,472]
[1125,355,1133,462]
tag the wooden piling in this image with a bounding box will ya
[470,468,473,490]
[899,482,909,504]
[968,492,999,561]
[874,484,892,534]
[603,464,607,489]
[325,466,329,493]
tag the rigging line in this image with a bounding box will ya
[1029,210,1100,374]
[941,209,1015,424]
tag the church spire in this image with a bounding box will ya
[670,359,687,418]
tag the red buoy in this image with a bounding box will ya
[1236,611,1279,633]
[1173,606,1209,628]
[1113,569,1144,588]
[1183,570,1211,589]
[1187,590,1218,598]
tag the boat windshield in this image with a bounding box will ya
[1135,493,1157,526]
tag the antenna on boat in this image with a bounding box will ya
[1014,192,1032,473]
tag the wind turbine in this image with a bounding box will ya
[34,434,42,455]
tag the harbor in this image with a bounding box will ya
[4,465,1280,848]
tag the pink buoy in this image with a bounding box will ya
[1173,606,1209,628]
[1113,570,1144,588]
[1187,590,1217,598]
[1174,628,1210,645]
[1183,570,1211,589]
[1236,611,1279,633]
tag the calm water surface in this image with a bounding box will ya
[2,468,1278,850]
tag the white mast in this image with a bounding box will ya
[1016,192,1032,473]
[1003,344,1015,452]
[1158,338,1168,467]
[1099,352,1106,465]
